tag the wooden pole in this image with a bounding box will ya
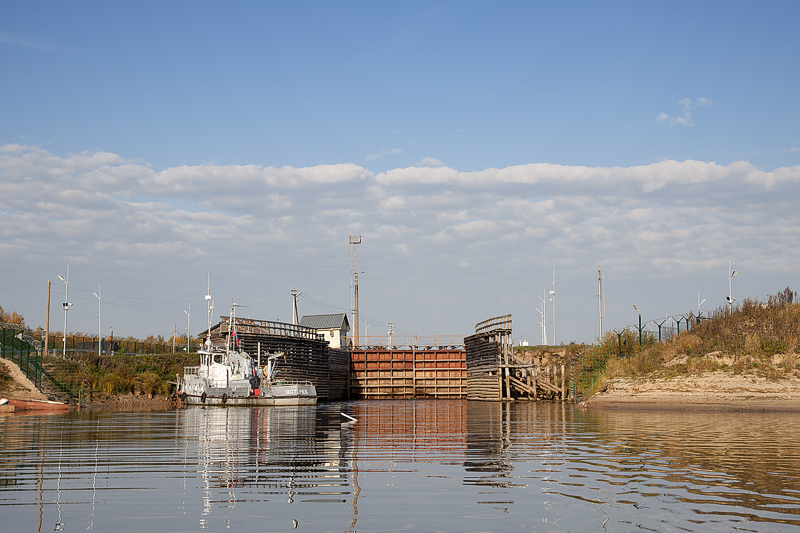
[561,364,565,400]
[44,281,51,356]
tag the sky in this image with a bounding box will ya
[2,1,800,345]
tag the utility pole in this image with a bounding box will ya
[44,281,51,356]
[291,287,302,325]
[349,235,361,348]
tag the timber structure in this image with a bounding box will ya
[203,316,349,401]
[466,314,566,401]
[349,345,466,399]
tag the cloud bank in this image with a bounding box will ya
[2,143,799,340]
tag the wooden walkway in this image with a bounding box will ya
[465,314,567,401]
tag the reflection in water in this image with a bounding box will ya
[1,401,799,532]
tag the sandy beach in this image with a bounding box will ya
[582,370,800,411]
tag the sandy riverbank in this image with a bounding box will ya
[582,370,800,412]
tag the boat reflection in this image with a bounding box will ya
[2,400,800,532]
[179,405,350,527]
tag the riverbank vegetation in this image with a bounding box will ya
[0,363,10,390]
[55,351,197,398]
[584,287,800,395]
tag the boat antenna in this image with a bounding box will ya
[228,300,246,354]
[205,275,213,349]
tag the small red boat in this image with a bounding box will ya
[3,398,70,411]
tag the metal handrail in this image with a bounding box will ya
[474,314,512,335]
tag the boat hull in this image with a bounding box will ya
[183,394,316,406]
[6,398,69,411]
[181,384,317,406]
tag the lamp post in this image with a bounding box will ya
[697,291,706,325]
[727,260,739,306]
[632,303,642,346]
[92,285,101,357]
[58,265,71,358]
[109,325,114,355]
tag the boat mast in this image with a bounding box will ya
[205,275,213,347]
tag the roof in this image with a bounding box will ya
[299,313,350,331]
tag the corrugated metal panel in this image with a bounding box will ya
[299,313,350,331]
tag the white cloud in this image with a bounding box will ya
[656,97,712,127]
[415,157,443,167]
[775,141,800,154]
[364,148,406,161]
[0,31,77,54]
[671,112,693,126]
[3,143,800,343]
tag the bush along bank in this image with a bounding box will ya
[583,287,800,397]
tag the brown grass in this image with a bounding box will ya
[587,288,800,390]
[0,363,11,390]
[79,352,196,396]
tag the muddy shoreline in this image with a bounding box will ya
[6,358,800,413]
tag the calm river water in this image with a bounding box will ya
[2,400,799,532]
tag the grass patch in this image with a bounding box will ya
[577,288,800,396]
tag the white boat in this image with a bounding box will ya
[176,300,317,406]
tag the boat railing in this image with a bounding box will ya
[183,366,200,375]
[271,380,315,386]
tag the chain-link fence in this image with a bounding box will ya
[570,313,709,401]
[2,325,197,404]
[0,323,41,390]
[38,332,189,356]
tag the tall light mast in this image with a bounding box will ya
[598,266,605,338]
[92,285,101,357]
[349,236,361,348]
[538,290,547,346]
[549,268,556,346]
[58,264,71,358]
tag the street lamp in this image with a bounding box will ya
[632,303,642,346]
[58,265,71,358]
[727,259,739,306]
[697,290,706,324]
[92,285,101,357]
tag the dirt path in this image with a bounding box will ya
[583,371,800,411]
[0,358,49,401]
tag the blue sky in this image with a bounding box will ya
[2,1,800,344]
